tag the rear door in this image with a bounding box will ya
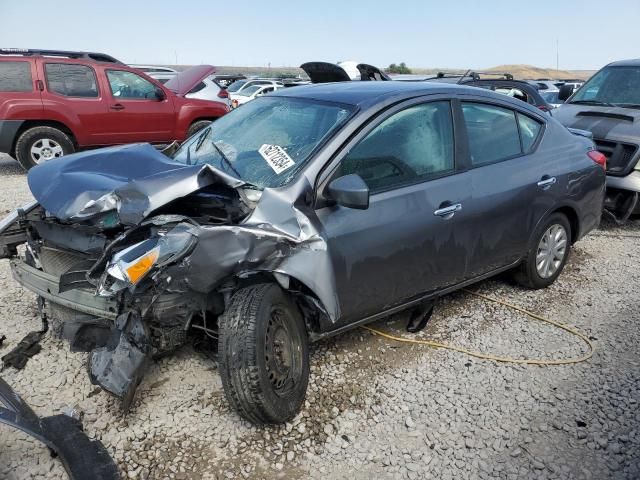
[316,98,472,327]
[101,68,175,143]
[457,97,550,277]
[38,60,110,146]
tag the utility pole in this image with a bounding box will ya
[556,39,559,73]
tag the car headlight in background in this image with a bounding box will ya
[98,223,196,295]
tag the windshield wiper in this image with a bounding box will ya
[210,141,241,178]
[569,100,616,107]
[612,103,640,109]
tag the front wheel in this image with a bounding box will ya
[218,283,309,424]
[15,126,75,170]
[513,213,571,289]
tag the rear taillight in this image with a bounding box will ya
[217,88,229,99]
[588,150,607,169]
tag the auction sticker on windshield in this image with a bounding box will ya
[259,144,295,174]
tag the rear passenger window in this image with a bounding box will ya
[517,113,543,152]
[338,101,454,192]
[462,103,521,166]
[45,64,98,97]
[0,61,32,92]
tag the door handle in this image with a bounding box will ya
[110,104,125,111]
[433,203,462,217]
[537,176,556,188]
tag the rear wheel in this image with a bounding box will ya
[513,213,571,289]
[186,120,212,138]
[218,283,309,424]
[15,126,75,170]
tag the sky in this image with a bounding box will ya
[1,0,639,71]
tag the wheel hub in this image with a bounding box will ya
[31,138,64,164]
[536,224,568,278]
[265,309,299,394]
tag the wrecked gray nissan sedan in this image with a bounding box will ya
[0,82,605,424]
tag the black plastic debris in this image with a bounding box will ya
[2,317,48,369]
[0,335,6,347]
[0,376,120,480]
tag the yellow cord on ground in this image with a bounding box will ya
[362,289,594,366]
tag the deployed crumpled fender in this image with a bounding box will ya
[171,177,340,320]
[0,376,120,479]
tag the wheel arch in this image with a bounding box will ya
[552,205,580,244]
[231,270,331,337]
[11,120,78,157]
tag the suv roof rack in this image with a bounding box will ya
[466,71,514,81]
[0,48,123,64]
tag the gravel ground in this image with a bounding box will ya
[0,153,638,480]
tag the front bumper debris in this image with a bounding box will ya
[10,259,119,319]
[0,376,120,480]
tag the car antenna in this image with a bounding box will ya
[456,69,472,84]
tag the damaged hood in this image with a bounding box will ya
[28,143,244,225]
[164,64,216,96]
[554,103,640,141]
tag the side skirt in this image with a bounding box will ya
[309,260,521,342]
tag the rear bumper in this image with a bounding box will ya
[10,259,118,319]
[607,171,640,193]
[0,120,23,155]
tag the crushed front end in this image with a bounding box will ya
[0,144,336,410]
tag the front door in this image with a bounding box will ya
[316,100,471,326]
[101,68,175,143]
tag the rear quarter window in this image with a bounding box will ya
[517,113,543,153]
[45,63,99,97]
[462,103,521,166]
[0,61,32,92]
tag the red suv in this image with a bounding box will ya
[0,49,229,169]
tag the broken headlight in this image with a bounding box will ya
[98,223,196,295]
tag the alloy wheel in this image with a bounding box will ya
[30,138,64,164]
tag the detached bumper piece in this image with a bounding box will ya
[89,311,151,412]
[0,376,120,480]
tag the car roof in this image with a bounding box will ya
[607,58,640,67]
[270,81,470,107]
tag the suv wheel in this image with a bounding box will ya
[187,120,212,138]
[219,283,309,424]
[15,126,75,170]
[513,213,571,289]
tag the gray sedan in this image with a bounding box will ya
[0,81,605,424]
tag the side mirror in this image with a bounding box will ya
[558,84,574,102]
[155,87,166,101]
[327,174,369,210]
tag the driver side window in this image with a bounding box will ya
[106,70,157,99]
[337,101,454,192]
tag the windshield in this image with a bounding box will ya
[172,96,354,189]
[238,85,262,97]
[570,66,640,106]
[226,79,248,93]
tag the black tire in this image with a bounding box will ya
[513,213,572,289]
[15,126,75,170]
[219,283,309,424]
[186,120,212,138]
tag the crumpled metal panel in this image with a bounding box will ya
[28,145,340,321]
